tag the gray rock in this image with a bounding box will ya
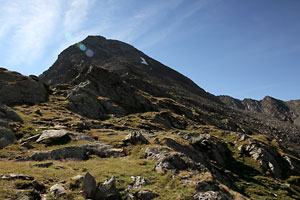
[128,176,146,190]
[0,103,23,123]
[1,173,34,180]
[244,143,282,178]
[155,154,188,173]
[36,129,71,145]
[82,142,125,158]
[21,146,88,161]
[123,131,149,146]
[21,142,34,149]
[82,172,96,199]
[33,162,53,168]
[136,190,156,200]
[145,147,170,160]
[0,126,15,149]
[18,142,123,161]
[95,176,121,200]
[50,184,66,197]
[0,69,49,105]
[193,191,231,200]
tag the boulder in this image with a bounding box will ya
[17,142,124,161]
[193,191,231,200]
[82,172,97,199]
[155,154,188,173]
[128,176,146,190]
[50,184,66,197]
[82,142,125,158]
[32,162,53,168]
[136,190,157,200]
[123,131,149,146]
[95,176,121,200]
[70,175,84,190]
[0,103,23,123]
[1,173,34,181]
[36,129,71,145]
[20,146,88,161]
[0,69,50,105]
[0,126,16,149]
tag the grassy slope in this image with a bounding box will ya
[0,94,299,199]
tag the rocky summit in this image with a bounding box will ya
[0,36,299,200]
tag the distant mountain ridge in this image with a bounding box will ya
[218,95,300,126]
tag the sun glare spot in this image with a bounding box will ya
[65,33,72,40]
[77,43,86,51]
[86,49,94,57]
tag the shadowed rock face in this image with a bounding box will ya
[0,68,50,105]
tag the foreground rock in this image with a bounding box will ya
[0,68,50,105]
[36,129,71,145]
[17,142,124,161]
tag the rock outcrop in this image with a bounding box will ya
[17,142,124,161]
[0,68,50,105]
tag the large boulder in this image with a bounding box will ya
[0,68,49,105]
[0,126,16,149]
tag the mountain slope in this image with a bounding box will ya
[0,36,299,199]
[40,36,218,103]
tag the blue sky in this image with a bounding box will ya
[0,0,299,101]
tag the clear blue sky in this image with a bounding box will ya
[0,0,299,101]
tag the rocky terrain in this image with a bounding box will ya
[0,36,299,200]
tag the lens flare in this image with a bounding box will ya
[77,43,86,51]
[65,33,72,40]
[86,49,94,57]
